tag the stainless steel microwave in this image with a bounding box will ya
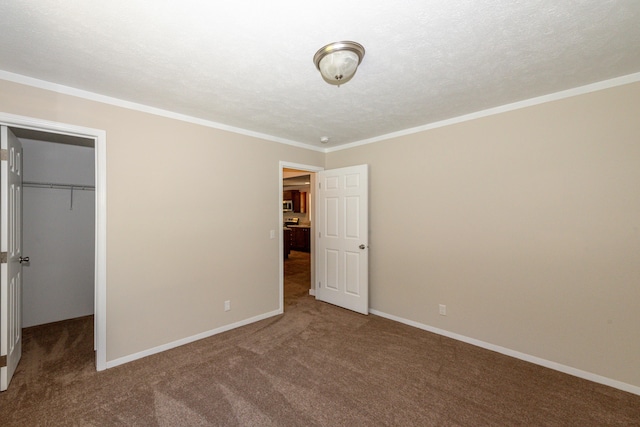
[283,200,293,211]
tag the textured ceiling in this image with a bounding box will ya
[1,1,639,150]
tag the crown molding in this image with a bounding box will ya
[325,72,640,153]
[2,69,638,155]
[0,70,324,153]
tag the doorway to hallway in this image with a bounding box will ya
[279,162,323,313]
[283,168,312,309]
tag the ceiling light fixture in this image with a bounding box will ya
[313,41,365,86]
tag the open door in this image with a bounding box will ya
[0,126,24,391]
[316,164,369,315]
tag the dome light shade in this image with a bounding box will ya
[313,41,365,86]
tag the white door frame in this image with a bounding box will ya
[0,112,107,371]
[279,161,323,313]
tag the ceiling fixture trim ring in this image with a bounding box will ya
[313,41,365,85]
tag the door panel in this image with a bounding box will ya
[316,164,368,315]
[345,196,360,238]
[325,197,339,237]
[325,249,339,291]
[345,252,360,295]
[1,126,23,391]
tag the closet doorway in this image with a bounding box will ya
[0,112,107,378]
[16,130,95,328]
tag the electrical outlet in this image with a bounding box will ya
[269,229,276,239]
[439,304,446,316]
[224,300,231,311]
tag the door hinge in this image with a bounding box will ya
[0,149,7,161]
[0,252,6,264]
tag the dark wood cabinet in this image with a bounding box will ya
[299,191,306,213]
[283,190,306,213]
[289,226,310,252]
[283,228,291,258]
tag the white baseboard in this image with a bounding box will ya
[368,309,640,396]
[309,289,316,296]
[105,309,281,369]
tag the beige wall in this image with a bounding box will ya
[2,77,639,390]
[326,82,640,388]
[0,79,324,361]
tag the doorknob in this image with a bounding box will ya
[19,256,30,264]
[359,244,366,250]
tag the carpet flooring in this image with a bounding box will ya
[1,250,639,425]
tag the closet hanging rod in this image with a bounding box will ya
[22,181,95,191]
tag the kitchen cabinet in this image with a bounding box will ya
[283,228,291,258]
[283,190,299,212]
[290,226,311,252]
[299,191,307,213]
[283,190,306,213]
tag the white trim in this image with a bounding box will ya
[369,308,640,397]
[0,112,108,371]
[281,161,325,173]
[309,289,316,296]
[279,161,324,314]
[3,70,639,155]
[0,70,324,154]
[326,72,640,153]
[106,309,281,369]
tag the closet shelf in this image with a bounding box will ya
[22,181,95,191]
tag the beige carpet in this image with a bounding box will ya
[1,251,639,425]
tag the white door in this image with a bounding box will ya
[316,164,368,315]
[1,126,23,391]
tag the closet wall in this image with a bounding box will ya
[21,138,95,327]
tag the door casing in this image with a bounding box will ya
[0,113,107,371]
